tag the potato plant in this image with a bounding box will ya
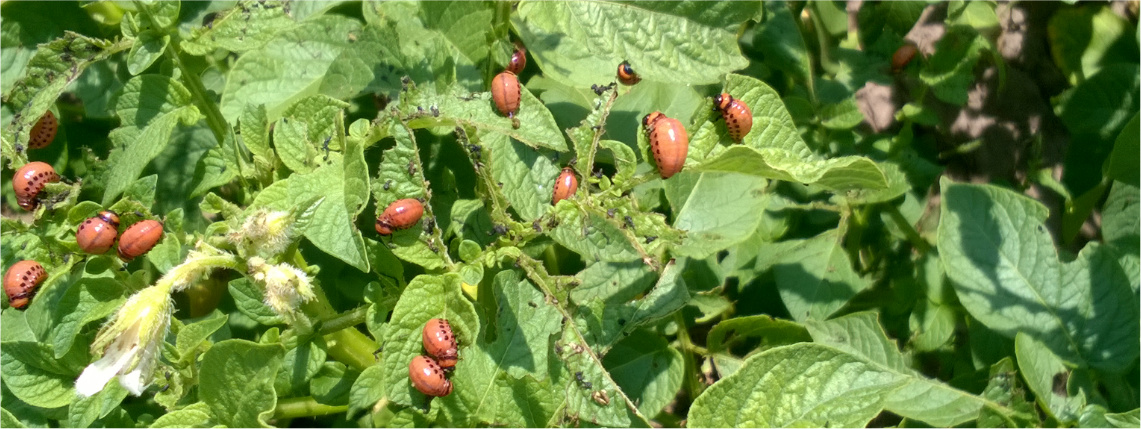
[1,1,1138,428]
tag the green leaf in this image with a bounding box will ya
[443,271,563,427]
[0,408,25,429]
[1014,332,1086,423]
[68,382,129,428]
[572,260,689,352]
[1103,181,1140,294]
[1105,113,1140,187]
[125,30,168,75]
[399,80,568,152]
[252,163,370,272]
[750,2,812,87]
[818,97,864,130]
[381,274,478,407]
[0,342,76,409]
[419,1,498,88]
[3,32,128,167]
[946,1,999,31]
[484,132,559,222]
[687,343,906,427]
[220,15,363,122]
[134,0,180,31]
[199,340,284,428]
[0,1,102,95]
[938,180,1140,372]
[187,127,239,199]
[182,1,298,55]
[705,314,811,354]
[720,73,813,155]
[102,74,202,206]
[602,330,684,418]
[1048,4,1140,85]
[228,278,285,326]
[273,117,314,174]
[174,311,228,359]
[347,364,384,419]
[323,18,454,99]
[549,201,642,263]
[149,401,216,428]
[769,229,871,322]
[1055,64,1140,195]
[906,253,956,352]
[977,358,1037,427]
[49,277,126,359]
[553,325,645,427]
[372,120,443,270]
[310,362,356,405]
[672,172,769,259]
[919,25,990,106]
[274,340,326,396]
[694,146,889,191]
[807,312,1019,427]
[514,2,754,86]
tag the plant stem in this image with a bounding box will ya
[673,312,706,400]
[301,286,377,371]
[274,396,348,420]
[885,204,931,254]
[318,305,370,335]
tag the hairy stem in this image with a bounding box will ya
[274,396,348,420]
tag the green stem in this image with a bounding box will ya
[581,90,619,206]
[673,312,706,401]
[301,286,377,372]
[318,306,369,336]
[274,396,348,420]
[885,204,931,254]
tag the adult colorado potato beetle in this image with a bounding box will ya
[552,167,578,204]
[642,112,689,179]
[13,161,60,211]
[29,111,58,149]
[714,93,753,142]
[77,210,121,254]
[409,355,453,397]
[491,71,521,119]
[617,61,642,85]
[376,198,425,236]
[118,219,163,261]
[4,260,46,309]
[422,318,459,369]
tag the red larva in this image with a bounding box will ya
[77,210,121,254]
[422,318,459,369]
[375,198,425,236]
[552,167,578,204]
[714,93,753,142]
[409,355,453,397]
[13,161,60,211]
[117,219,163,261]
[28,111,58,149]
[892,42,919,73]
[642,112,689,179]
[4,260,46,310]
[616,61,641,85]
[506,44,526,75]
[491,71,522,119]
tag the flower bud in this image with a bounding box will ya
[76,283,174,397]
